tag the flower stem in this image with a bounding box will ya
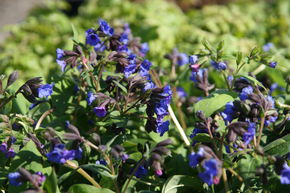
[257,115,265,146]
[168,105,191,146]
[65,160,101,188]
[222,168,230,193]
[34,109,54,130]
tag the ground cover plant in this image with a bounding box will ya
[0,17,290,193]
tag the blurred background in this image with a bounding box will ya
[0,0,289,86]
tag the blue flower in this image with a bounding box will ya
[120,33,129,44]
[189,55,198,64]
[56,59,67,72]
[124,54,137,78]
[135,165,148,178]
[189,147,204,168]
[144,81,156,91]
[73,147,83,160]
[38,83,54,99]
[242,122,256,145]
[6,148,16,158]
[86,29,101,46]
[265,115,278,126]
[281,163,290,184]
[177,87,187,99]
[93,106,107,117]
[269,61,277,68]
[157,120,170,136]
[96,159,107,165]
[140,43,149,57]
[211,60,227,70]
[121,153,129,162]
[266,96,275,108]
[263,43,274,52]
[87,92,96,105]
[94,42,107,52]
[139,59,152,77]
[0,142,7,153]
[190,69,206,83]
[177,53,189,66]
[46,144,75,164]
[198,159,219,185]
[56,48,65,60]
[221,102,236,123]
[34,172,46,184]
[117,45,130,54]
[239,86,253,101]
[8,172,23,186]
[98,19,114,36]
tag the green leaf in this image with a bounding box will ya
[194,92,235,117]
[44,168,61,193]
[68,184,114,193]
[102,71,123,78]
[264,138,290,156]
[113,80,127,93]
[162,175,202,193]
[192,133,211,143]
[71,23,79,42]
[80,164,117,179]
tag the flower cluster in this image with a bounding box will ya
[189,146,222,185]
[0,137,16,158]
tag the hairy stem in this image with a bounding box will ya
[65,160,101,188]
[257,116,265,146]
[34,109,54,130]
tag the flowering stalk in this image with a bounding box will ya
[65,160,101,188]
[168,106,190,146]
[257,115,265,146]
[34,109,54,130]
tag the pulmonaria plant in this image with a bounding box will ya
[0,19,289,193]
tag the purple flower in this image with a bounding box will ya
[135,165,148,178]
[87,92,96,105]
[189,147,204,168]
[96,159,107,165]
[117,45,130,54]
[56,59,67,72]
[98,19,114,36]
[221,102,236,123]
[140,43,149,57]
[0,142,7,153]
[189,55,198,64]
[198,159,219,185]
[144,81,156,91]
[139,59,152,77]
[56,48,65,60]
[6,148,16,158]
[120,33,129,44]
[239,86,253,101]
[190,69,206,83]
[121,153,129,162]
[38,83,54,99]
[211,61,227,70]
[94,42,107,52]
[46,144,75,164]
[156,120,170,136]
[177,87,187,99]
[73,147,83,160]
[242,122,256,145]
[263,43,274,52]
[124,54,137,78]
[34,172,46,184]
[93,106,107,117]
[8,172,23,186]
[281,163,290,184]
[86,29,100,46]
[177,53,189,66]
[265,115,278,126]
[269,61,277,68]
[10,136,16,144]
[266,96,275,108]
